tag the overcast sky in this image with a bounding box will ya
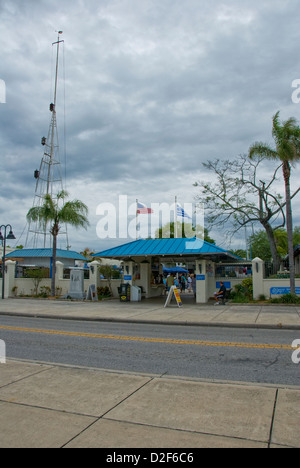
[1,0,300,253]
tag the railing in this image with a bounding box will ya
[15,265,50,279]
[63,268,90,279]
[215,263,252,279]
[264,260,290,279]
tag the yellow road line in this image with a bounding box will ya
[0,324,294,350]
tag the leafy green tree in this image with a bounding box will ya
[155,222,215,243]
[249,111,300,293]
[249,230,272,261]
[249,227,300,262]
[25,268,49,296]
[99,265,118,296]
[230,249,247,259]
[194,154,299,271]
[26,191,89,296]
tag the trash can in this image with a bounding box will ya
[119,283,131,302]
[131,286,142,302]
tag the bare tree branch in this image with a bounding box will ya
[194,154,300,270]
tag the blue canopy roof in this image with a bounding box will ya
[6,248,87,261]
[163,266,189,273]
[93,238,240,260]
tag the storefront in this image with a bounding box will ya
[93,237,242,303]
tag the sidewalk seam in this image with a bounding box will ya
[101,416,269,447]
[0,365,55,390]
[60,375,156,448]
[268,388,279,449]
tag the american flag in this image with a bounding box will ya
[137,202,154,214]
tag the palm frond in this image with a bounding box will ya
[272,111,300,163]
[26,193,89,233]
[56,200,89,229]
[249,142,277,160]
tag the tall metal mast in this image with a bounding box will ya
[26,32,69,249]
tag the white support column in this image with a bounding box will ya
[140,262,151,298]
[195,259,208,303]
[56,261,64,280]
[252,257,265,300]
[89,260,101,288]
[123,261,134,285]
[5,260,16,298]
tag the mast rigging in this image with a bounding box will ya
[26,31,69,249]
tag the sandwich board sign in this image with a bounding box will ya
[164,286,183,308]
[87,284,98,301]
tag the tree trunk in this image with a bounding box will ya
[283,161,296,294]
[262,221,281,272]
[51,224,59,297]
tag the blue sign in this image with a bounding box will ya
[216,281,231,289]
[270,287,300,295]
[196,275,206,281]
[124,275,132,281]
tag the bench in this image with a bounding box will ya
[221,288,232,305]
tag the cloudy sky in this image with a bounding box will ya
[1,0,300,253]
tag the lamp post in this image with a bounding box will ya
[0,225,16,300]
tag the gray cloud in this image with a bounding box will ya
[1,0,300,251]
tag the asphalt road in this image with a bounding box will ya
[0,315,299,386]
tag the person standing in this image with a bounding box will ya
[191,274,196,297]
[166,274,174,291]
[187,274,192,293]
[180,274,186,293]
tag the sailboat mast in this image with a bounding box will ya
[26,31,69,249]
[47,31,64,197]
[52,31,64,109]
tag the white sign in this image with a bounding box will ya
[164,286,183,308]
[86,284,98,301]
[68,269,85,299]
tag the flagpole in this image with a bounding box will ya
[136,199,138,240]
[175,196,178,239]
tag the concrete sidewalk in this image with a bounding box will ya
[0,359,299,448]
[0,297,300,329]
[1,297,300,448]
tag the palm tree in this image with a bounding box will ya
[27,191,89,296]
[249,111,300,294]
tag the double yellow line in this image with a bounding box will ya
[0,324,293,350]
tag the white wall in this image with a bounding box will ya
[0,259,123,299]
[252,257,300,299]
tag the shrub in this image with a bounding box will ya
[40,286,51,298]
[240,278,253,299]
[97,286,112,300]
[24,268,49,296]
[231,294,249,303]
[231,278,253,303]
[270,293,300,304]
[258,294,266,301]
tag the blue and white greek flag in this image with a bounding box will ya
[177,204,192,219]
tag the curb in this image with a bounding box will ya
[1,310,300,331]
